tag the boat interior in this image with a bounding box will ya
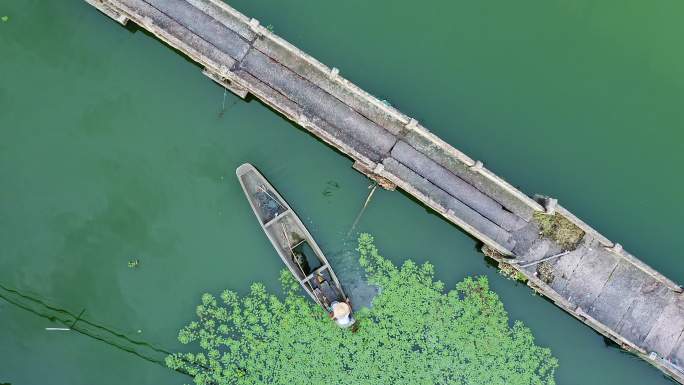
[239,169,289,225]
[238,164,347,308]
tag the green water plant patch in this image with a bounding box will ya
[167,234,558,385]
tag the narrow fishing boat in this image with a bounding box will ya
[236,163,355,328]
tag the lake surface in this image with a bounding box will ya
[1,0,683,384]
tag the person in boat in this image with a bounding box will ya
[329,300,355,328]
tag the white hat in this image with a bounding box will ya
[332,302,351,319]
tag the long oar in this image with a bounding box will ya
[346,182,379,237]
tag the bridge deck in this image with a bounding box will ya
[84,0,684,382]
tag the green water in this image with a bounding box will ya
[1,0,683,384]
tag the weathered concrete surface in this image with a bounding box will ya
[671,334,684,368]
[643,299,684,356]
[84,1,684,382]
[510,223,684,381]
[113,0,238,72]
[252,34,411,138]
[399,126,541,221]
[145,0,250,59]
[391,140,526,232]
[238,50,397,161]
[383,157,516,251]
[589,260,650,329]
[616,283,675,345]
[552,202,682,292]
[561,248,619,311]
[185,0,256,41]
[546,240,590,293]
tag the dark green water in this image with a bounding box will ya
[1,0,683,384]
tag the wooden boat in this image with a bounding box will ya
[236,163,355,328]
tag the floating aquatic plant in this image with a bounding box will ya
[167,234,558,385]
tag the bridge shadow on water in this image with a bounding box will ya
[0,283,194,378]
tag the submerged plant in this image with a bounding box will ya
[167,234,558,385]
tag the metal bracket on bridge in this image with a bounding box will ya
[202,69,248,99]
[603,242,623,254]
[353,161,396,191]
[469,160,484,172]
[248,18,265,37]
[544,197,558,215]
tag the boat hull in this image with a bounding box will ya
[236,163,353,326]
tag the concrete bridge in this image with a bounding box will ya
[84,0,684,382]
